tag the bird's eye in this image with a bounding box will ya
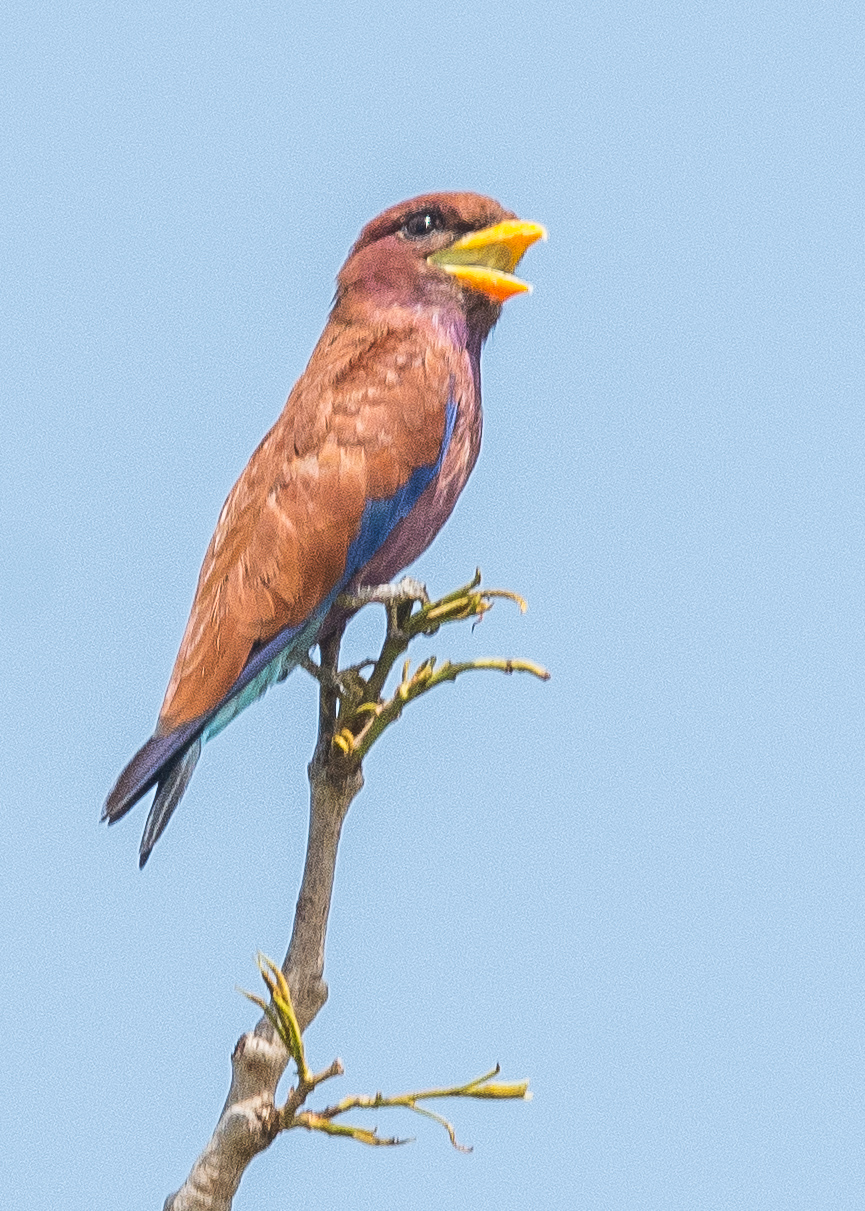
[402,210,444,239]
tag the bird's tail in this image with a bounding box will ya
[102,719,203,864]
[137,739,201,867]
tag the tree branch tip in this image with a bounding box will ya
[466,1081,532,1100]
[482,587,529,614]
[241,954,310,1074]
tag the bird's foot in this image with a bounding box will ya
[338,576,429,612]
[339,576,430,638]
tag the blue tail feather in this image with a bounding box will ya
[138,740,201,867]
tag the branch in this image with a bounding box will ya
[163,574,547,1209]
[163,631,357,1211]
[247,955,531,1153]
[330,570,549,764]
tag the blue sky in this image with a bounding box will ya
[2,2,864,1207]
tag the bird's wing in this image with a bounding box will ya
[158,325,456,729]
[104,325,460,828]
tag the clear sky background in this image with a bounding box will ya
[2,2,863,1208]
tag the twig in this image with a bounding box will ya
[243,956,531,1153]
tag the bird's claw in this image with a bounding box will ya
[338,576,429,612]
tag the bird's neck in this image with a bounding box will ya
[331,291,468,347]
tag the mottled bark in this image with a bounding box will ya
[164,631,359,1211]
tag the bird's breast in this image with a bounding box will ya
[347,348,482,590]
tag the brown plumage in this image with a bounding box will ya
[104,191,544,864]
[158,326,457,730]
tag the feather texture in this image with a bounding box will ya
[103,191,541,863]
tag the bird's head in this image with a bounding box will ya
[333,191,545,341]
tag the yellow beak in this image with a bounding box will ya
[428,219,547,303]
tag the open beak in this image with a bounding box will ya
[428,218,547,303]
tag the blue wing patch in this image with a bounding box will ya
[344,396,458,578]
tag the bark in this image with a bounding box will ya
[164,632,360,1211]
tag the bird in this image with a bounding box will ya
[103,191,544,866]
